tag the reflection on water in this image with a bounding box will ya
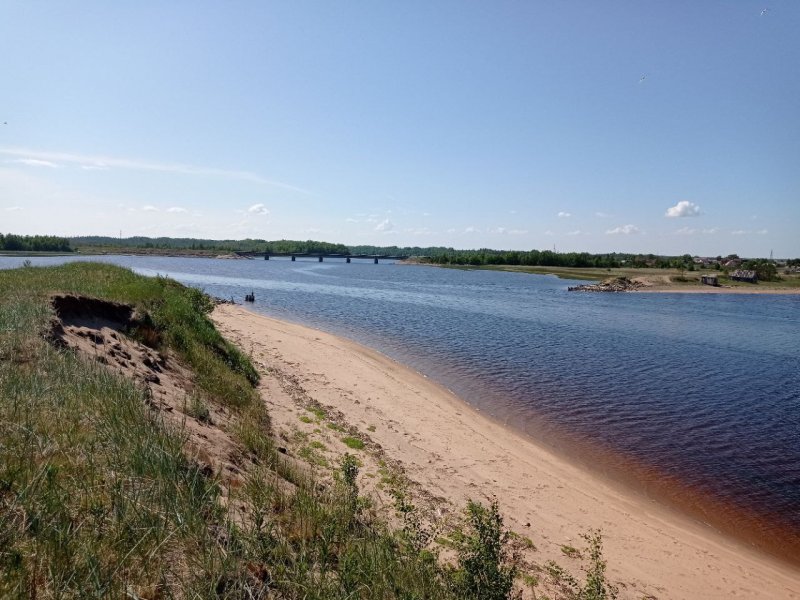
[3,255,799,557]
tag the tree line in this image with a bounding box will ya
[0,233,72,252]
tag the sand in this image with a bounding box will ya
[213,304,800,600]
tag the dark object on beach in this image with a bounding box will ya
[245,291,255,302]
[730,269,758,283]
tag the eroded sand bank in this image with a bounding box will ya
[213,304,799,600]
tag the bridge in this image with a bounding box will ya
[235,252,408,264]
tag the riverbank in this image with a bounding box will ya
[435,264,800,294]
[213,304,800,600]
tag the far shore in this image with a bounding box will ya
[213,304,800,600]
[433,263,800,294]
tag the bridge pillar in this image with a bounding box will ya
[264,254,269,260]
[374,257,379,264]
[346,257,351,263]
[291,256,295,261]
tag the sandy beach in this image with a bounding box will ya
[213,304,800,600]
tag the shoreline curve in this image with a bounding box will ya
[212,303,800,600]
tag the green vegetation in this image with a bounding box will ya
[0,261,621,598]
[0,233,72,252]
[449,499,518,600]
[71,235,348,256]
[342,436,366,450]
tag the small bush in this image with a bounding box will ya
[451,498,519,600]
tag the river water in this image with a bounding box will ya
[3,254,799,560]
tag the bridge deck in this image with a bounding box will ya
[235,252,408,261]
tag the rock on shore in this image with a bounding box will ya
[568,276,645,292]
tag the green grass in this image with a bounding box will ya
[342,436,365,450]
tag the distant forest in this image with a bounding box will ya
[0,234,73,252]
[70,236,709,269]
[0,235,785,268]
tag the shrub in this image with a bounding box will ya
[451,498,519,600]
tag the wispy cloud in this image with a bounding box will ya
[665,200,701,218]
[594,211,610,218]
[489,226,527,235]
[464,226,480,234]
[732,228,768,235]
[0,147,309,193]
[375,218,393,232]
[247,203,269,215]
[566,229,582,236]
[5,206,23,211]
[557,211,571,218]
[166,206,188,213]
[142,205,159,212]
[606,224,641,235]
[11,158,60,168]
[676,226,719,235]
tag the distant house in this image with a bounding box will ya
[700,274,719,286]
[730,269,758,283]
[724,259,741,268]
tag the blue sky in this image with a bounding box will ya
[1,1,798,256]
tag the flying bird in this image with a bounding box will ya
[760,8,769,16]
[639,74,647,84]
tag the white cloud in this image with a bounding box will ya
[731,230,747,235]
[166,206,187,213]
[595,211,610,218]
[756,229,768,235]
[606,224,641,235]
[665,200,701,218]
[345,217,358,223]
[0,146,309,193]
[247,203,269,215]
[557,211,571,218]
[464,226,480,234]
[142,205,159,212]
[490,227,507,234]
[11,158,59,168]
[508,229,528,235]
[544,230,555,236]
[375,218,393,232]
[446,228,456,234]
[566,230,582,236]
[5,206,23,211]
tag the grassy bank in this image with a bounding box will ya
[0,262,617,599]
